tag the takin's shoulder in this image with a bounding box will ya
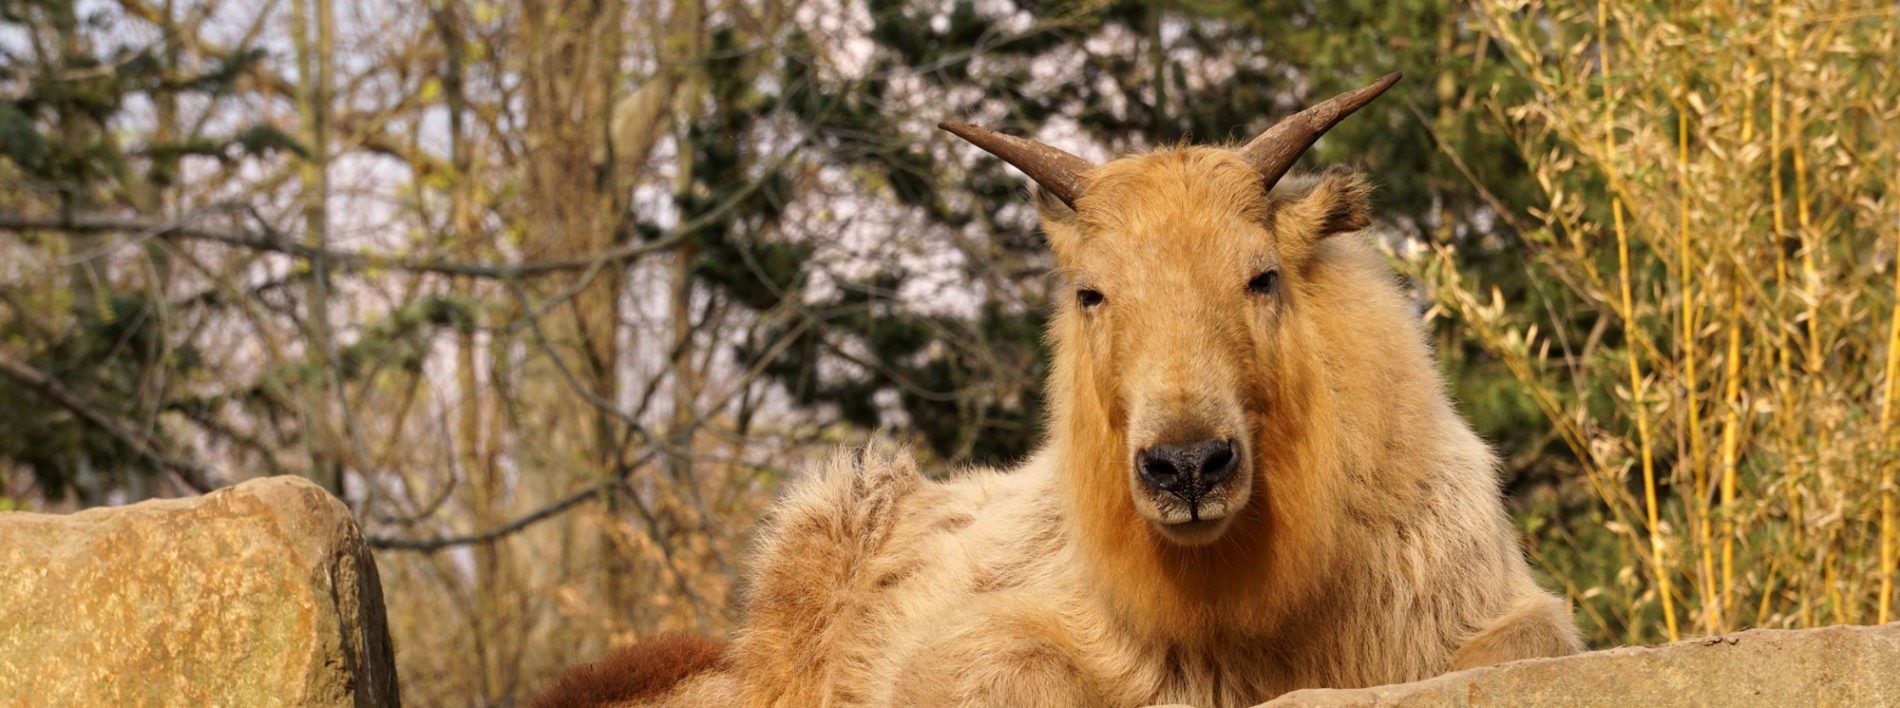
[747,439,926,567]
[749,439,1027,565]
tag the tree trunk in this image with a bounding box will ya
[291,0,340,496]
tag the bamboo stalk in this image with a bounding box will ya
[1600,0,1678,641]
[1879,150,1900,625]
[1826,551,1845,624]
[1755,554,1782,628]
[1717,275,1745,630]
[1713,58,1759,632]
[1678,86,1716,634]
[1765,0,1809,628]
[1790,65,1823,629]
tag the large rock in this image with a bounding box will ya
[0,476,399,706]
[1267,622,1900,706]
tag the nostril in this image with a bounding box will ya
[1198,441,1237,486]
[1137,449,1185,490]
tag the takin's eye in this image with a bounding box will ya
[1077,287,1106,309]
[1246,269,1279,296]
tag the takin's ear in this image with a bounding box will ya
[1269,165,1373,260]
[1034,186,1085,257]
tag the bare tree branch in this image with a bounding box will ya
[0,211,693,279]
[366,445,661,552]
[366,482,605,551]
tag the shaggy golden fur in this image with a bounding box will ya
[545,146,1582,706]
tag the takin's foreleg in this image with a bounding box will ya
[888,606,1109,708]
[1448,592,1585,671]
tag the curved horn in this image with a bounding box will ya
[939,121,1093,208]
[1240,72,1402,191]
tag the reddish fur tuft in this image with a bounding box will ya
[531,634,727,708]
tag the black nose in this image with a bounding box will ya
[1136,439,1237,501]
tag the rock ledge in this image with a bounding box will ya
[0,477,399,707]
[1266,622,1900,706]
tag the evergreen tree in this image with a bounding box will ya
[0,0,295,501]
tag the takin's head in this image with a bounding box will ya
[942,73,1397,550]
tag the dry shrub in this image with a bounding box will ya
[376,430,807,705]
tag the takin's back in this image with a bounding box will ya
[535,442,1071,707]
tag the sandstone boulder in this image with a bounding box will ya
[0,476,399,706]
[1266,622,1900,707]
